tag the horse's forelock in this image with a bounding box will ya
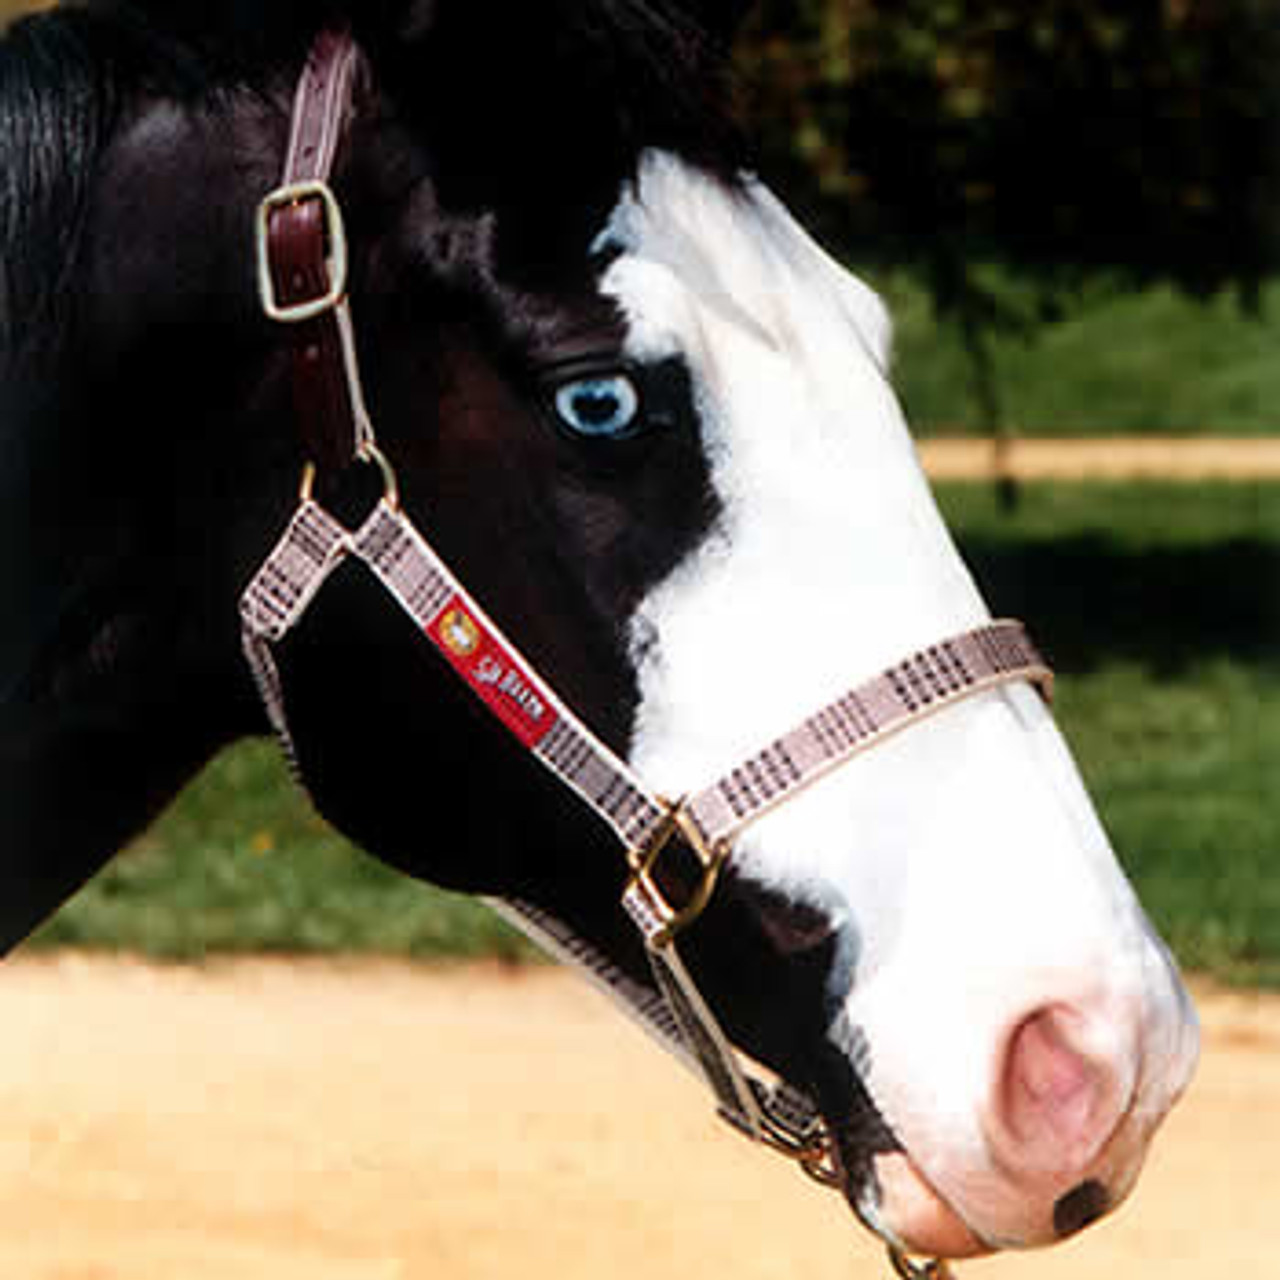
[372,0,745,202]
[0,13,110,368]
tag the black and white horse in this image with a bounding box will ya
[0,0,1197,1267]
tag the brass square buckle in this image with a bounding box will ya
[255,180,349,324]
[622,800,726,949]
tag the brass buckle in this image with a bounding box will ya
[623,800,726,949]
[256,180,349,323]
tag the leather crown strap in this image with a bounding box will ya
[242,30,1048,1272]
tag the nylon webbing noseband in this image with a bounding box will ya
[242,31,1051,1279]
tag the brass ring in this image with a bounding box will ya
[296,444,400,512]
[888,1246,955,1280]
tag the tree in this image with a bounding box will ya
[736,0,1280,327]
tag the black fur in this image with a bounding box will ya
[0,0,743,945]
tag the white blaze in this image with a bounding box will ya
[598,150,1197,1253]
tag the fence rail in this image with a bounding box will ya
[919,437,1280,481]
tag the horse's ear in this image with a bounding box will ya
[679,0,755,45]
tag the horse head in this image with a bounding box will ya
[0,0,1197,1267]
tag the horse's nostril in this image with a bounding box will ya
[995,1003,1129,1172]
[1053,1179,1110,1238]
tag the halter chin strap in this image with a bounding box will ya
[245,28,1053,1278]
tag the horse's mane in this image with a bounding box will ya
[0,0,743,369]
[0,11,108,367]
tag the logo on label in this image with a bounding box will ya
[439,607,481,657]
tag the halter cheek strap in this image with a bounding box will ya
[253,28,373,474]
[244,29,1053,1279]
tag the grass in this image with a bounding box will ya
[876,274,1280,437]
[935,482,1280,985]
[29,743,531,962]
[1060,659,1280,985]
[24,481,1280,987]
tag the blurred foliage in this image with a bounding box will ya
[735,1,1280,344]
[5,0,1278,371]
[0,0,52,27]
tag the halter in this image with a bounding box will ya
[242,30,1052,1280]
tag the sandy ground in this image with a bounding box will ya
[0,957,1271,1280]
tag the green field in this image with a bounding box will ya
[25,482,1280,986]
[936,482,1280,985]
[880,276,1280,437]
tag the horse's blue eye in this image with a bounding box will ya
[552,374,641,440]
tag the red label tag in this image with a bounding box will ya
[429,597,557,749]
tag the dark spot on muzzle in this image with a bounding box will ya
[1053,1179,1111,1238]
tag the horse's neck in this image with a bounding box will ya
[0,594,246,955]
[0,662,237,954]
[0,377,252,952]
[0,78,305,950]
